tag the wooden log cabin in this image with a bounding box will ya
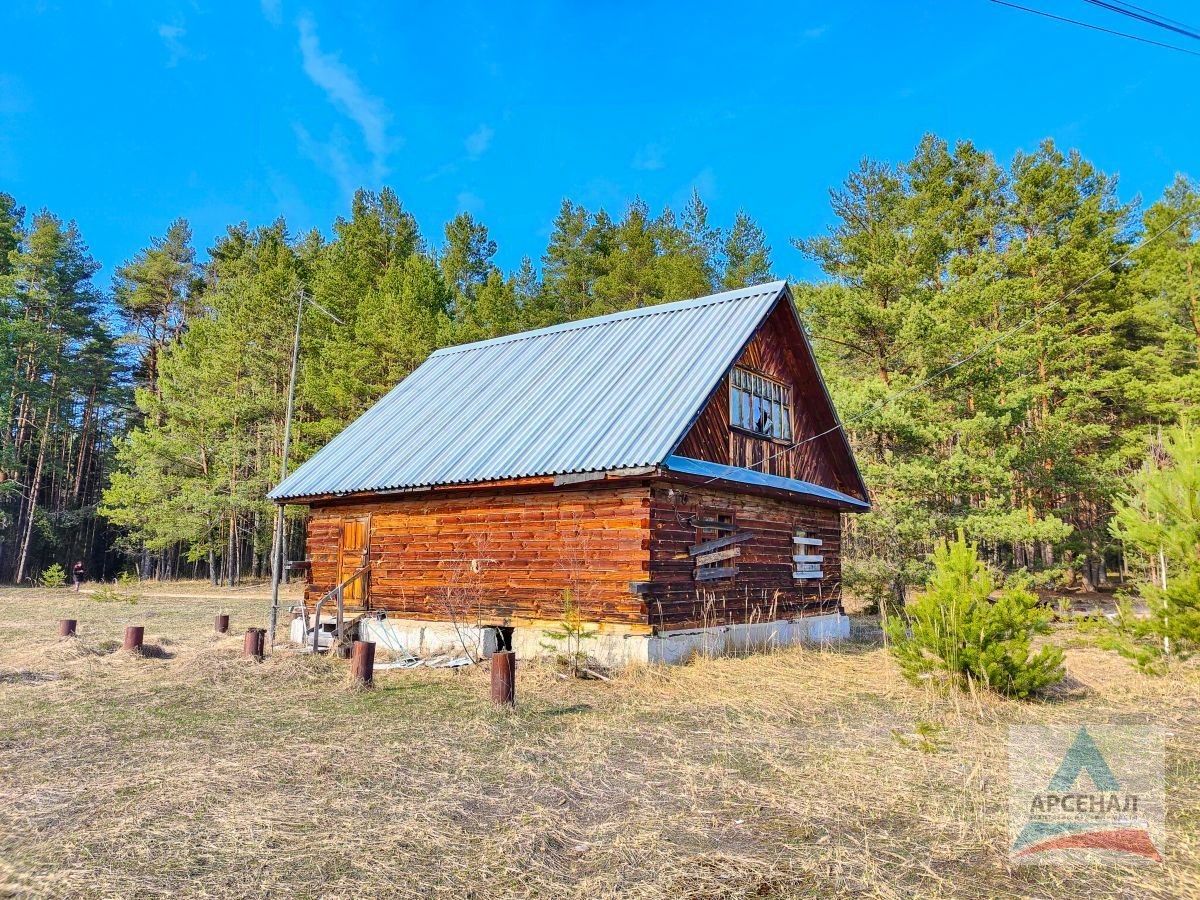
[269,281,869,664]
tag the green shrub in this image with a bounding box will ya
[89,585,140,605]
[887,532,1064,699]
[540,590,597,676]
[40,563,67,588]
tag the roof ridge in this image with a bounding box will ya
[430,280,787,358]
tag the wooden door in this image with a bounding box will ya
[338,517,369,604]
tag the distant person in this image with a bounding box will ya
[72,560,85,593]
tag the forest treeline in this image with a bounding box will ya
[1,135,1196,592]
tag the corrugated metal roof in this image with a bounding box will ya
[270,281,789,501]
[662,455,870,509]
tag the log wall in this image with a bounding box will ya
[305,483,652,626]
[647,482,842,629]
[305,478,843,632]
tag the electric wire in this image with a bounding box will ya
[697,207,1200,491]
[1079,0,1200,41]
[988,0,1200,56]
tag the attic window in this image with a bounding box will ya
[730,368,793,441]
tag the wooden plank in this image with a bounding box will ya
[554,466,657,486]
[694,566,739,581]
[693,546,742,566]
[688,530,754,557]
[553,471,606,486]
[792,554,824,564]
[692,518,737,531]
[794,536,823,546]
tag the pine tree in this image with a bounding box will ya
[1134,177,1200,407]
[112,219,201,395]
[1109,423,1200,668]
[721,210,773,288]
[103,220,304,583]
[541,200,612,321]
[795,136,1167,601]
[887,532,1064,698]
[440,212,497,308]
[0,206,123,582]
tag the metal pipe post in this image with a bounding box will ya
[490,650,516,706]
[350,640,376,687]
[123,626,144,652]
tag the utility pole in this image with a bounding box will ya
[267,289,342,650]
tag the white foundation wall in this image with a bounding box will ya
[640,613,850,665]
[301,612,851,667]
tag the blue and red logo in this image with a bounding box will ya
[1012,727,1162,862]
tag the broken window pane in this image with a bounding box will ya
[730,367,793,440]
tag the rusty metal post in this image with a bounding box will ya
[243,627,264,660]
[123,626,144,652]
[490,650,516,706]
[214,614,230,634]
[350,640,375,687]
[58,619,77,637]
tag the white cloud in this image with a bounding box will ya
[456,191,485,214]
[157,23,198,67]
[294,122,370,201]
[802,25,828,40]
[297,15,393,178]
[673,168,717,208]
[632,143,665,171]
[464,124,494,160]
[261,0,282,26]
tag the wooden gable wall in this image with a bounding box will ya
[673,297,863,498]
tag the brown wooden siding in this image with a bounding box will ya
[303,477,842,632]
[305,484,652,626]
[647,483,842,629]
[674,298,862,498]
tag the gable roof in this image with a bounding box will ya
[269,280,867,504]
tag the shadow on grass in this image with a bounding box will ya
[136,643,175,660]
[0,669,62,684]
[541,702,595,716]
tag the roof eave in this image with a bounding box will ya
[660,456,871,511]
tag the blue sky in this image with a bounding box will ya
[1,1,1197,284]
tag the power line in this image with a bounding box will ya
[988,0,1200,56]
[1106,0,1196,32]
[699,207,1200,491]
[1080,0,1200,41]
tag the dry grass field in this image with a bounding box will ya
[0,584,1197,899]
